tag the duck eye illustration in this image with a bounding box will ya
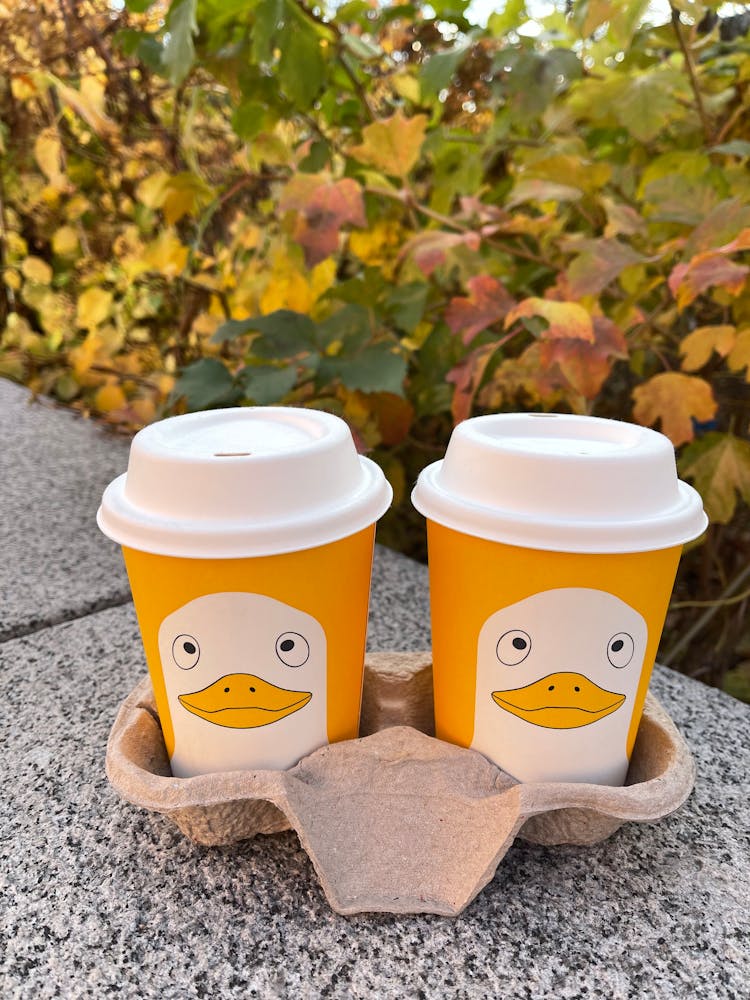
[172,634,200,670]
[607,632,634,668]
[275,632,310,667]
[496,630,532,666]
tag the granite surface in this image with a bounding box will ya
[2,604,749,998]
[0,379,131,641]
[1,380,749,998]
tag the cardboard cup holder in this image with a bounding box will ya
[106,651,695,916]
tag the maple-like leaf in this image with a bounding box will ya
[680,432,750,523]
[505,298,595,342]
[349,111,428,178]
[446,344,498,424]
[632,372,717,446]
[400,230,480,276]
[539,316,628,400]
[679,325,736,372]
[668,253,750,310]
[444,275,515,345]
[566,239,644,298]
[727,328,750,381]
[281,174,366,267]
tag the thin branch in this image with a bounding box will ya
[671,8,713,144]
[663,558,750,666]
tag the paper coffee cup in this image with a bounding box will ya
[412,413,707,785]
[98,407,391,777]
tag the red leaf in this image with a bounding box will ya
[539,317,628,400]
[444,275,515,345]
[566,239,644,298]
[281,174,366,267]
[401,230,481,276]
[668,253,749,310]
[446,344,497,424]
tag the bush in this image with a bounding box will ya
[1,0,750,695]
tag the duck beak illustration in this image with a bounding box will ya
[179,673,312,729]
[492,672,625,730]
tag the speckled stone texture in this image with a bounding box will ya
[2,382,749,997]
[0,379,131,640]
[2,604,749,998]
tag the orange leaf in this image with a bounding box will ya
[446,344,497,424]
[349,111,428,178]
[727,328,750,381]
[94,382,127,413]
[539,317,628,400]
[505,298,595,342]
[281,175,366,267]
[444,275,515,345]
[679,325,736,372]
[669,253,749,310]
[367,392,415,446]
[632,373,717,446]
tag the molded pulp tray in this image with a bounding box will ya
[106,652,695,916]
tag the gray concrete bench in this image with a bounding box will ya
[1,377,748,998]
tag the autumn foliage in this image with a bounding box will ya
[2,0,750,693]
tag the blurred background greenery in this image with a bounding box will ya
[2,0,750,698]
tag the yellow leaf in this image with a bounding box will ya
[21,256,53,285]
[52,225,80,257]
[69,332,103,377]
[349,111,428,179]
[94,382,127,413]
[505,298,595,342]
[34,130,67,190]
[6,232,28,261]
[11,74,39,101]
[727,327,750,380]
[4,269,21,291]
[632,372,717,447]
[65,195,91,221]
[349,220,403,265]
[310,258,337,302]
[49,75,119,139]
[142,230,188,278]
[158,374,176,397]
[77,287,113,330]
[136,171,171,209]
[679,325,736,371]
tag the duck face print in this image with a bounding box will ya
[157,592,327,777]
[471,588,648,785]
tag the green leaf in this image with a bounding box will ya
[124,0,153,11]
[237,364,297,404]
[252,0,284,64]
[487,1,526,37]
[710,141,750,158]
[341,32,382,61]
[242,310,318,359]
[318,342,407,395]
[232,100,271,140]
[421,44,469,96]
[211,319,258,343]
[162,0,198,86]
[316,304,372,352]
[171,358,240,411]
[278,21,326,108]
[679,432,750,524]
[613,72,687,143]
[384,283,429,333]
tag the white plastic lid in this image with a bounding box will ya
[411,413,707,554]
[97,407,392,558]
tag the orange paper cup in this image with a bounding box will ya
[99,407,391,777]
[413,414,707,785]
